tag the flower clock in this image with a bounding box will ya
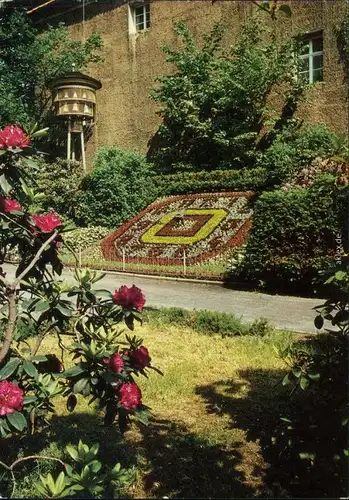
[0,124,160,498]
[102,192,253,265]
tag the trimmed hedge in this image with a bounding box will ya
[153,167,268,195]
[234,174,348,292]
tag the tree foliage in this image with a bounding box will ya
[148,17,305,173]
[0,9,103,129]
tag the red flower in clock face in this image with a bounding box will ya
[101,192,253,269]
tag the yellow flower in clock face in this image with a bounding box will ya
[141,209,227,245]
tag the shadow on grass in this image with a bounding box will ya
[0,412,139,499]
[196,367,348,499]
[1,411,256,499]
[135,417,254,498]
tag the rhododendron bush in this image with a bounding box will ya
[0,126,158,498]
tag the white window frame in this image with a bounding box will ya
[298,33,323,84]
[128,3,150,34]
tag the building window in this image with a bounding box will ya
[298,33,323,84]
[130,3,150,32]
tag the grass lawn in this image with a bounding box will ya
[2,324,298,498]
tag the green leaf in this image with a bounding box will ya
[60,364,86,378]
[22,157,40,169]
[69,484,85,492]
[314,314,324,330]
[66,393,77,412]
[110,462,121,475]
[55,471,66,494]
[89,442,99,457]
[56,303,73,318]
[299,377,310,390]
[34,300,50,314]
[0,174,12,194]
[89,460,102,473]
[73,377,89,394]
[344,449,349,457]
[125,314,134,331]
[35,482,49,497]
[66,444,79,462]
[31,355,48,363]
[281,373,290,386]
[135,409,149,426]
[31,127,49,138]
[58,487,75,498]
[7,411,27,431]
[45,473,56,494]
[291,367,301,378]
[23,360,38,378]
[333,310,349,325]
[23,395,37,404]
[94,289,112,298]
[0,358,21,380]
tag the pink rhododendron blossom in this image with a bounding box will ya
[31,213,62,233]
[129,346,151,369]
[0,380,24,416]
[0,125,31,149]
[112,285,145,312]
[0,198,22,213]
[104,352,124,373]
[119,382,142,409]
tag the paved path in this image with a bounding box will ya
[3,264,324,333]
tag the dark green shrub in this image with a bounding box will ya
[259,124,346,186]
[154,167,268,195]
[235,174,347,292]
[271,272,348,497]
[146,307,191,327]
[75,147,158,229]
[248,318,273,337]
[292,124,344,159]
[23,157,83,220]
[193,309,247,337]
[145,307,261,337]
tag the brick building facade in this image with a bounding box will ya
[31,0,348,169]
